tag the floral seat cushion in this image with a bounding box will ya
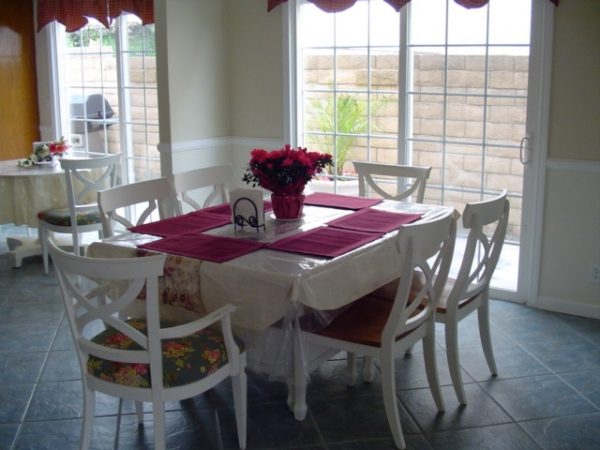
[38,206,102,227]
[87,319,244,388]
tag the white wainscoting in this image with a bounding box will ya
[533,158,600,319]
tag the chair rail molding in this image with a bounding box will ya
[546,158,600,173]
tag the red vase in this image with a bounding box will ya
[271,193,305,220]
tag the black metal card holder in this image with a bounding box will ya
[233,197,265,232]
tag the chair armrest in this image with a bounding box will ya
[160,304,237,340]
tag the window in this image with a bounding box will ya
[295,0,542,293]
[55,14,159,183]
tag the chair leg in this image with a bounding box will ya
[478,296,498,376]
[134,401,144,423]
[152,402,166,450]
[232,371,248,449]
[73,232,81,256]
[423,324,445,412]
[80,384,95,450]
[380,355,405,450]
[39,225,50,274]
[445,318,467,405]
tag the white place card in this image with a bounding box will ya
[229,188,265,230]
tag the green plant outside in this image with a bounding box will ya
[307,94,387,176]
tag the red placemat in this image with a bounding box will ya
[327,208,423,233]
[138,231,266,263]
[303,192,382,210]
[266,226,382,258]
[128,211,230,237]
[202,200,273,217]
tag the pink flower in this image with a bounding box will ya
[243,145,334,195]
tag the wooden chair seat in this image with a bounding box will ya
[315,296,421,347]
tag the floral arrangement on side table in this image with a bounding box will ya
[243,145,333,219]
[19,137,70,167]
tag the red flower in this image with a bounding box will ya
[243,145,333,195]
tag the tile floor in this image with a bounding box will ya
[1,226,600,449]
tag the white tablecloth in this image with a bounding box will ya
[0,160,66,226]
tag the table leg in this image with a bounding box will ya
[291,324,308,421]
[5,232,74,268]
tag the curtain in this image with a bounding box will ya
[267,0,559,13]
[37,0,154,32]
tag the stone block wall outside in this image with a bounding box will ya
[304,52,527,240]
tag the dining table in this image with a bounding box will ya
[86,193,454,420]
[0,158,69,267]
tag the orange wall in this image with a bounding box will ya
[0,0,40,160]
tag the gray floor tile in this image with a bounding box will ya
[310,391,420,442]
[400,384,512,432]
[0,351,46,385]
[425,423,540,450]
[560,370,600,408]
[40,350,82,382]
[0,384,35,423]
[0,423,19,449]
[458,344,551,381]
[520,412,600,450]
[480,374,597,421]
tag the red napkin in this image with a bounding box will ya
[138,231,266,263]
[128,211,231,237]
[327,208,423,233]
[266,226,382,258]
[202,200,273,217]
[303,192,382,210]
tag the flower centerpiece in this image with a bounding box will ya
[243,145,333,219]
[23,137,70,166]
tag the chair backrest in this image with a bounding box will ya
[171,164,233,214]
[353,161,431,203]
[60,152,121,229]
[48,239,167,386]
[97,177,178,237]
[383,209,456,345]
[448,190,510,309]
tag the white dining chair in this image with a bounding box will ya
[37,152,121,274]
[49,239,247,450]
[97,177,178,237]
[301,209,456,450]
[435,189,509,404]
[172,164,233,214]
[353,161,432,202]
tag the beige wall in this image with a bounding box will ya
[228,0,283,139]
[158,0,231,142]
[548,0,600,161]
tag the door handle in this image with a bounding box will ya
[520,135,531,165]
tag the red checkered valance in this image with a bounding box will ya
[37,0,154,32]
[267,0,559,13]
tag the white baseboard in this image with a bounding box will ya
[534,296,600,319]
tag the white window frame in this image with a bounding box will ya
[43,16,159,185]
[284,0,554,302]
